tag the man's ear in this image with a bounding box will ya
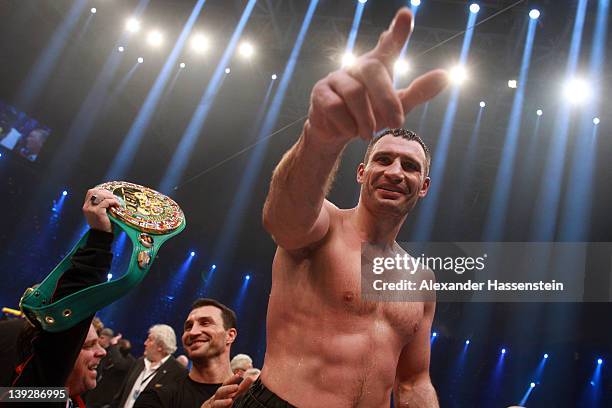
[226,328,237,345]
[356,163,366,184]
[418,177,431,198]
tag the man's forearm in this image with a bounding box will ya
[395,381,439,408]
[262,121,345,245]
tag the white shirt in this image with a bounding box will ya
[123,355,171,408]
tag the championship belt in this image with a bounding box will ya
[19,181,186,332]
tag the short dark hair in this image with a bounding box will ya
[363,128,431,176]
[191,298,237,330]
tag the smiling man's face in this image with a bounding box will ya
[357,135,430,217]
[182,305,236,362]
[65,324,106,396]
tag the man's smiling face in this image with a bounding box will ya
[182,305,235,362]
[357,135,430,217]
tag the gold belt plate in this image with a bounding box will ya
[96,181,184,234]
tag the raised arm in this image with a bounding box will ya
[263,8,447,251]
[393,299,438,408]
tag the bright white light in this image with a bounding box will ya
[341,52,356,68]
[190,251,195,257]
[147,30,163,46]
[563,77,592,105]
[107,273,113,280]
[449,65,467,85]
[90,7,97,14]
[593,117,600,125]
[411,0,421,6]
[191,34,209,53]
[117,46,125,52]
[62,190,68,196]
[469,3,480,13]
[394,59,410,76]
[238,41,255,58]
[179,62,186,68]
[598,358,603,365]
[529,9,540,20]
[225,67,231,74]
[465,340,470,345]
[536,109,543,116]
[501,348,506,354]
[126,18,141,33]
[508,79,517,89]
[530,382,536,388]
[479,101,486,108]
[358,0,367,4]
[271,74,277,80]
[544,353,549,359]
[137,57,144,64]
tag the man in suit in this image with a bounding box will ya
[112,324,186,408]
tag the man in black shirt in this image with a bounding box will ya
[134,299,252,407]
[8,188,119,407]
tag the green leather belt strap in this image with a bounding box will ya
[19,181,186,332]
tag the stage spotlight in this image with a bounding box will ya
[544,353,549,359]
[90,7,97,14]
[190,251,195,257]
[449,65,467,85]
[530,382,536,388]
[529,9,540,20]
[211,264,217,269]
[536,109,543,116]
[191,34,210,53]
[479,101,486,108]
[501,348,506,354]
[358,0,367,4]
[508,79,517,88]
[465,340,470,345]
[125,18,141,33]
[597,358,603,365]
[117,46,125,52]
[107,273,113,280]
[432,332,437,337]
[593,117,600,125]
[411,0,421,6]
[225,67,231,74]
[62,190,68,196]
[137,57,144,64]
[563,77,592,105]
[147,30,163,47]
[394,58,410,76]
[179,62,186,68]
[271,73,277,80]
[341,52,356,68]
[469,3,480,13]
[238,41,255,58]
[245,274,251,280]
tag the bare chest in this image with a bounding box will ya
[305,236,424,339]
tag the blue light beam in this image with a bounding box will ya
[530,0,588,240]
[16,0,89,110]
[345,1,366,54]
[411,8,478,241]
[483,16,537,240]
[106,0,207,180]
[158,0,258,193]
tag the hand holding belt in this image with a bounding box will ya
[19,181,186,332]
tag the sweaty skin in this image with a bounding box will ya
[260,8,445,408]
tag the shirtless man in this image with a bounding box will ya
[234,8,448,408]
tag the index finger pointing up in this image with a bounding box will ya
[368,8,414,68]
